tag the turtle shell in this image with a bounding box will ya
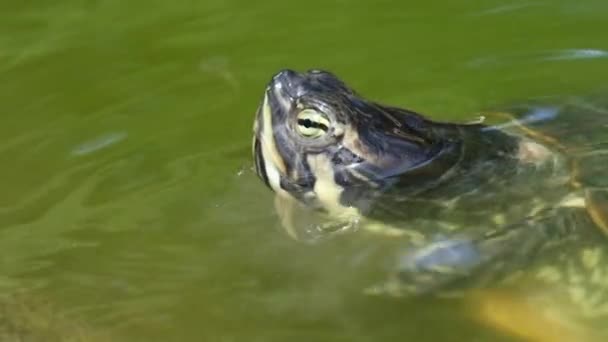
[496,98,608,235]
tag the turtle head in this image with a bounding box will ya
[252,69,458,212]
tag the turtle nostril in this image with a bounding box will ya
[270,69,303,100]
[272,69,300,87]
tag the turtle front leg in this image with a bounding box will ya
[389,207,602,341]
[274,194,359,242]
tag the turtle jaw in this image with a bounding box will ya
[252,70,306,193]
[252,90,289,195]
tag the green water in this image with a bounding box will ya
[2,0,608,341]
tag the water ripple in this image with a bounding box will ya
[473,2,543,16]
[70,131,128,157]
[468,49,608,68]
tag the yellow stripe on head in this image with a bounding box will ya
[258,93,289,195]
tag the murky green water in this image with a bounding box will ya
[2,1,608,341]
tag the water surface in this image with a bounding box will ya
[2,0,608,341]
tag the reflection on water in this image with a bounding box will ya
[71,132,128,156]
[1,0,608,341]
[468,48,608,68]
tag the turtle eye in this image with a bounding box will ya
[296,109,330,138]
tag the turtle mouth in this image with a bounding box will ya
[252,91,289,193]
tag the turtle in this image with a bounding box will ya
[251,69,608,342]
